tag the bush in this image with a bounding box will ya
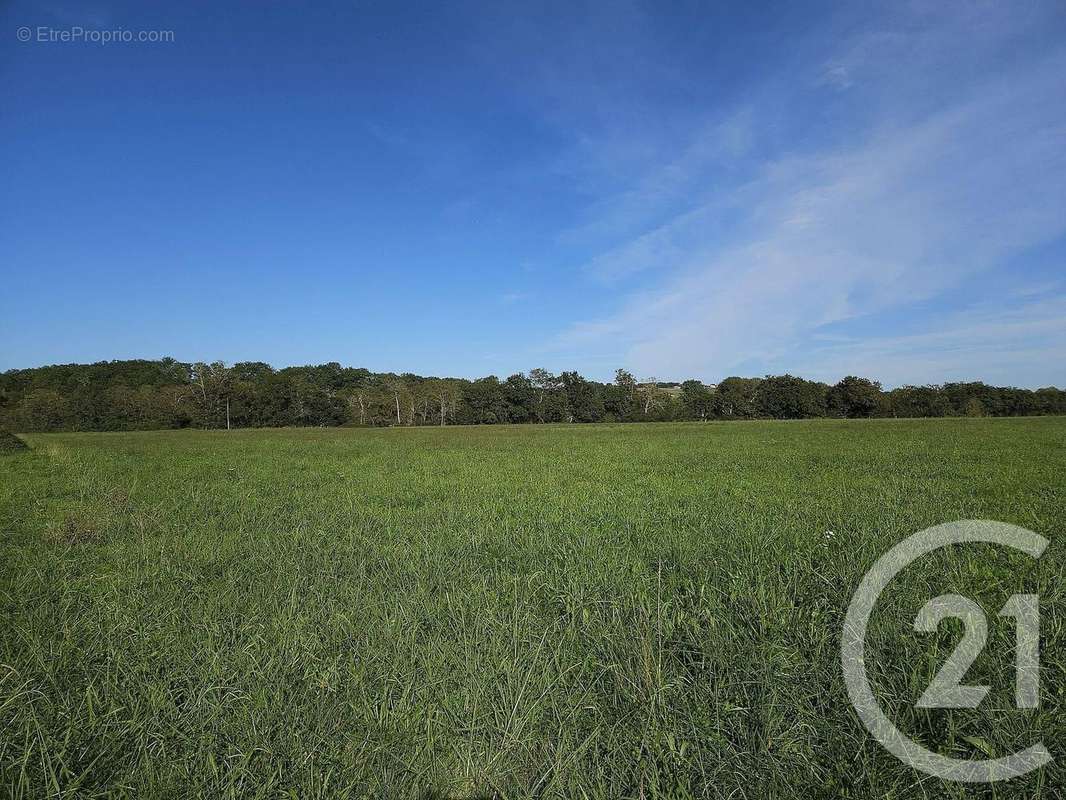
[0,429,28,452]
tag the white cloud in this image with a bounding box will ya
[563,108,756,250]
[554,15,1066,386]
[793,294,1066,388]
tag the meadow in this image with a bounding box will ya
[1,419,1064,798]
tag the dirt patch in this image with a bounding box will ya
[54,513,106,545]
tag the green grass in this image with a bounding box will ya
[1,419,1064,798]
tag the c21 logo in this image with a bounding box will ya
[841,520,1051,783]
[914,591,1038,711]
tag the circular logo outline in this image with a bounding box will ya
[841,519,1052,782]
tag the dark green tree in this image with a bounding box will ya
[757,375,827,419]
[679,380,715,420]
[828,376,883,418]
[561,371,605,422]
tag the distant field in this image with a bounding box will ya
[2,419,1064,798]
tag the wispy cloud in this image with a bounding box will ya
[794,292,1066,388]
[563,107,756,250]
[41,3,114,28]
[552,5,1066,386]
[363,122,410,149]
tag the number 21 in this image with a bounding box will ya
[914,593,1039,710]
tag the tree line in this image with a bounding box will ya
[1,358,1064,432]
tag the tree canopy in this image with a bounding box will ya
[2,359,1063,432]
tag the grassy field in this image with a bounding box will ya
[1,419,1064,798]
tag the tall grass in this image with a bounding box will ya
[1,418,1063,797]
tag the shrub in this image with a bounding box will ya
[0,429,28,452]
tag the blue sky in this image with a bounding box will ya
[2,1,1065,387]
